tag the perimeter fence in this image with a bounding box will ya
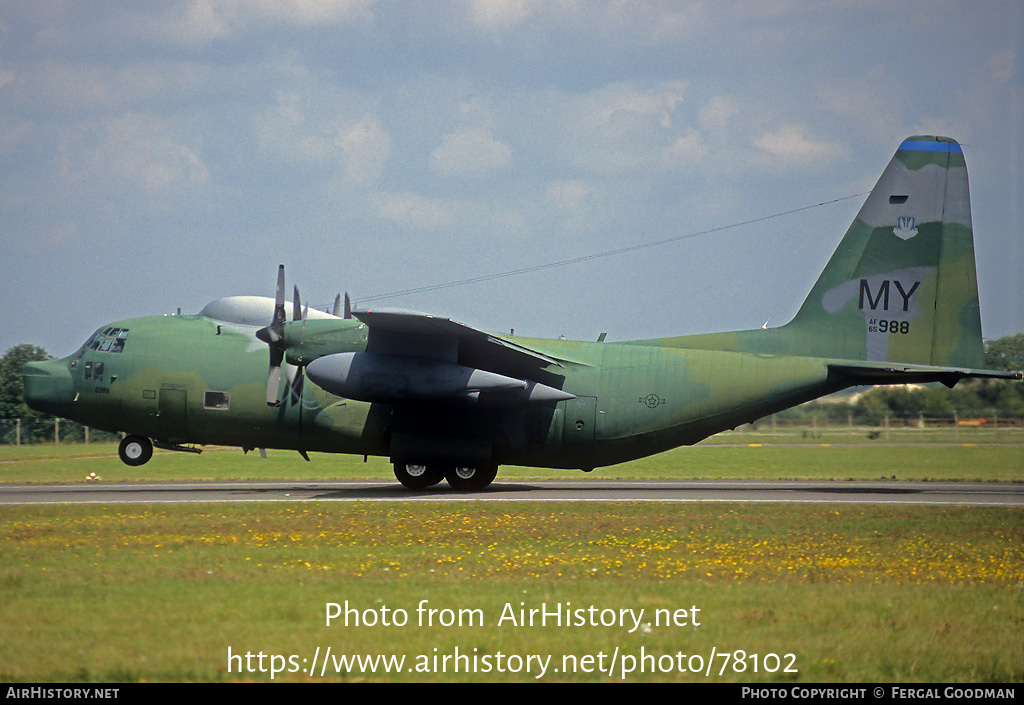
[0,418,119,446]
[1,414,1021,448]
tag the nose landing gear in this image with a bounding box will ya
[118,435,153,466]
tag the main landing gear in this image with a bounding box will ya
[118,434,153,466]
[393,461,499,491]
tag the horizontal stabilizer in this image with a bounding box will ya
[829,361,1021,389]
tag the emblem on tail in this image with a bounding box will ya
[893,216,918,240]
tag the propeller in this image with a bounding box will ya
[256,266,348,406]
[255,265,289,406]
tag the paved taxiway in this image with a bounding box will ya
[1,480,1020,506]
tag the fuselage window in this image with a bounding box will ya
[204,391,230,410]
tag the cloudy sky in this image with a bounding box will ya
[2,1,1021,356]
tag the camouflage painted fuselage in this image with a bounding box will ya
[41,311,841,470]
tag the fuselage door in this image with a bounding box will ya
[158,385,188,441]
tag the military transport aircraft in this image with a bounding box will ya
[23,136,1021,490]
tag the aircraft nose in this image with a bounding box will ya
[22,359,75,417]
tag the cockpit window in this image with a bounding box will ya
[81,328,130,355]
[79,333,98,357]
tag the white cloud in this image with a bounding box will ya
[156,0,379,45]
[82,114,210,194]
[254,92,390,185]
[547,81,691,175]
[372,191,452,229]
[590,81,688,128]
[817,65,905,144]
[464,0,712,42]
[663,128,708,167]
[334,117,391,186]
[467,0,543,31]
[752,124,845,166]
[698,95,740,134]
[546,179,593,214]
[431,128,512,177]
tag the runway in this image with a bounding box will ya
[1,479,1021,506]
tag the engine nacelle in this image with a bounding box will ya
[306,352,574,405]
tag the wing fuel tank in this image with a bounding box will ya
[305,352,574,405]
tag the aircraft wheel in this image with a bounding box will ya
[445,463,498,491]
[424,465,447,486]
[393,461,444,490]
[119,435,153,467]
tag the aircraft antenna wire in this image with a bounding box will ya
[354,192,867,305]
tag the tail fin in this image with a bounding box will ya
[783,136,983,368]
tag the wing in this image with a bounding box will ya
[353,309,567,367]
[305,308,577,405]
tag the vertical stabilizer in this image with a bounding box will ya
[783,136,983,368]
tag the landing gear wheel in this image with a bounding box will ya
[119,435,153,467]
[445,463,498,491]
[393,461,445,490]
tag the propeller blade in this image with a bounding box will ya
[260,266,290,405]
[344,292,352,319]
[267,366,281,406]
[273,265,286,325]
[332,294,341,317]
[293,286,302,322]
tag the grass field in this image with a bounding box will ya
[2,425,1023,485]
[1,429,1021,683]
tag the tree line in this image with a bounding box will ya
[772,334,1024,425]
[0,344,119,444]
